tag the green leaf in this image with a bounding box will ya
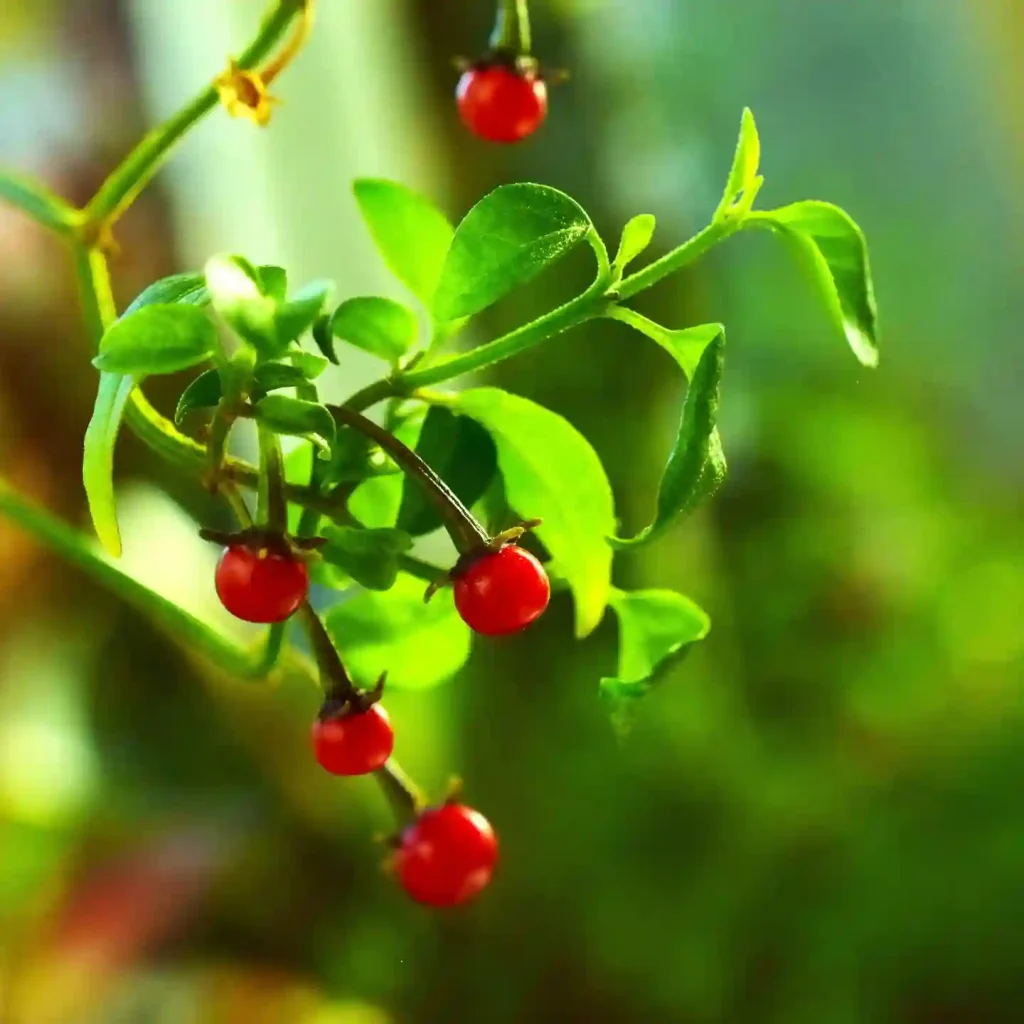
[433,183,594,322]
[92,305,217,376]
[600,588,711,733]
[352,179,454,305]
[123,273,209,316]
[254,395,336,452]
[0,172,77,234]
[325,575,472,689]
[288,351,329,379]
[750,201,879,367]
[396,406,497,536]
[320,526,413,591]
[455,388,615,637]
[612,214,656,272]
[253,361,309,393]
[329,296,418,363]
[720,107,762,214]
[611,325,726,548]
[349,413,425,527]
[83,372,135,557]
[257,265,288,301]
[311,315,339,364]
[174,368,222,426]
[205,254,278,354]
[274,279,333,347]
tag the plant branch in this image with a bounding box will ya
[617,219,736,300]
[490,0,532,55]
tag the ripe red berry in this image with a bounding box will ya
[214,544,309,624]
[312,704,394,777]
[395,804,498,907]
[456,64,547,143]
[453,545,550,636]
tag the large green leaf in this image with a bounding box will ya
[454,388,615,637]
[92,305,217,376]
[433,184,593,322]
[83,373,135,557]
[324,574,472,689]
[600,588,711,733]
[352,179,454,305]
[395,406,497,536]
[320,526,413,591]
[329,296,418,364]
[749,201,878,367]
[123,273,209,315]
[609,315,726,548]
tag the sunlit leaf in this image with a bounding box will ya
[719,107,762,214]
[254,395,336,452]
[329,296,418,363]
[92,305,217,376]
[613,214,656,272]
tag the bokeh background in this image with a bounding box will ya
[1,1,1023,1022]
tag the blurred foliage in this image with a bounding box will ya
[0,1,1022,1023]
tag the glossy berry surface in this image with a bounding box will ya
[453,545,550,636]
[456,64,547,143]
[396,804,498,907]
[214,545,309,624]
[312,705,394,777]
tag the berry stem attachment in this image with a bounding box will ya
[490,0,532,56]
[295,601,362,707]
[375,760,425,824]
[328,404,491,555]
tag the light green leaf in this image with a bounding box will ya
[205,254,277,353]
[83,373,135,557]
[613,214,656,272]
[353,178,454,305]
[329,296,418,363]
[0,172,77,234]
[433,183,594,322]
[719,107,762,215]
[123,273,209,316]
[325,574,472,689]
[174,368,222,426]
[610,321,726,548]
[254,395,336,452]
[288,351,329,379]
[274,279,333,347]
[750,201,879,367]
[257,265,288,301]
[455,388,615,637]
[253,361,309,394]
[92,305,217,376]
[320,526,413,591]
[600,588,710,733]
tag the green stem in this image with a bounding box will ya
[490,0,532,55]
[0,172,81,236]
[83,1,304,229]
[617,220,735,300]
[244,622,288,678]
[296,601,359,703]
[375,761,425,822]
[257,424,288,533]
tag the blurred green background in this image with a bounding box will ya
[1,1,1022,1022]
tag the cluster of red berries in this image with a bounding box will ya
[213,539,548,905]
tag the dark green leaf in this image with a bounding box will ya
[288,351,329,379]
[254,395,336,452]
[396,406,497,536]
[455,388,615,637]
[611,326,726,548]
[83,372,135,557]
[719,107,761,214]
[353,179,454,305]
[329,296,419,363]
[325,575,472,689]
[320,526,413,591]
[92,304,217,376]
[613,214,656,272]
[325,428,393,485]
[311,315,339,364]
[123,273,209,316]
[174,369,222,426]
[433,183,594,322]
[253,362,309,393]
[750,201,879,367]
[257,265,288,301]
[274,279,333,347]
[600,588,710,733]
[0,172,77,234]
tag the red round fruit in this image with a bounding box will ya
[395,804,498,907]
[456,64,547,143]
[312,705,394,777]
[214,544,309,624]
[453,545,550,636]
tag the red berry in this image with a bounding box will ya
[395,804,498,907]
[456,64,547,143]
[453,545,550,636]
[214,544,309,623]
[312,705,394,777]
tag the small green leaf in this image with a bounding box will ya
[83,372,135,557]
[174,368,222,426]
[274,279,333,347]
[311,315,339,364]
[396,406,497,536]
[253,361,309,393]
[611,326,726,548]
[205,254,278,354]
[613,214,656,272]
[287,350,329,379]
[750,201,879,367]
[353,179,454,305]
[329,296,418,363]
[720,107,761,213]
[600,588,711,733]
[455,388,615,637]
[254,395,336,452]
[320,526,413,591]
[92,304,217,376]
[433,183,594,322]
[325,574,472,689]
[123,273,209,316]
[257,265,288,301]
[0,172,77,234]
